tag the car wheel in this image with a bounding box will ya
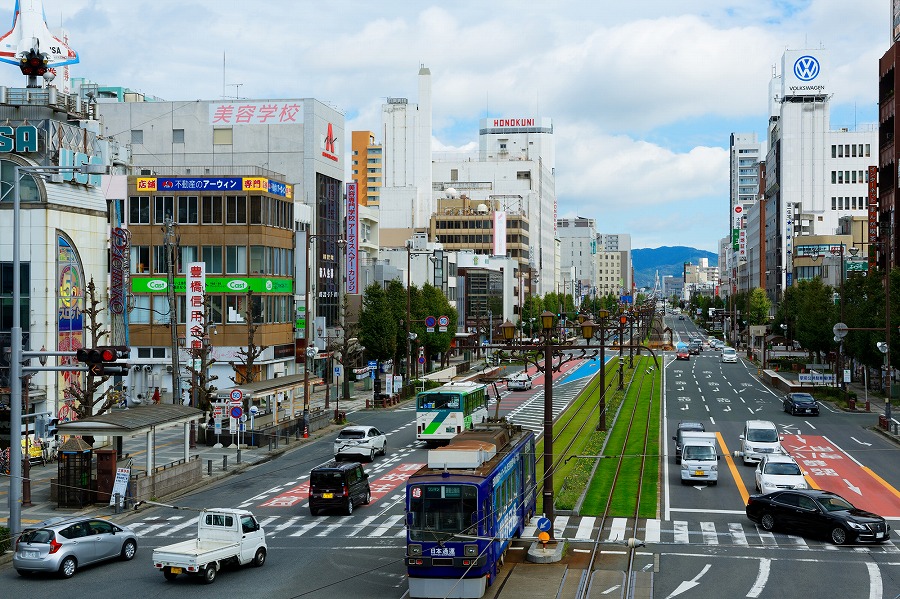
[363,489,371,505]
[58,556,77,579]
[830,526,848,545]
[760,513,776,531]
[252,547,266,567]
[310,506,319,516]
[202,565,217,584]
[380,441,387,456]
[346,497,354,516]
[164,568,178,581]
[369,448,375,462]
[121,539,137,560]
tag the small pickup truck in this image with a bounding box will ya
[152,508,266,584]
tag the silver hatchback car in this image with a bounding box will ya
[13,516,138,578]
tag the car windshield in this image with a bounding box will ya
[682,446,715,460]
[818,495,854,512]
[417,392,460,410]
[747,429,778,442]
[408,484,478,541]
[338,430,365,440]
[764,462,801,476]
[724,349,736,355]
[18,529,53,543]
[311,471,344,486]
[792,395,815,405]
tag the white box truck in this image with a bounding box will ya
[152,508,267,584]
[679,431,719,485]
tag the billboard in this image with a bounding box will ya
[493,211,507,256]
[782,49,828,98]
[346,182,359,294]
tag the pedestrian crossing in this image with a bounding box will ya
[121,512,900,552]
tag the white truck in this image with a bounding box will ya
[152,508,267,584]
[679,431,720,485]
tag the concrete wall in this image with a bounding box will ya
[130,456,202,502]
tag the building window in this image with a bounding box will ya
[153,245,168,274]
[131,130,143,145]
[173,129,185,144]
[213,128,233,145]
[203,245,223,274]
[838,145,843,158]
[202,195,223,224]
[226,195,247,224]
[177,196,199,224]
[831,197,836,210]
[177,246,198,274]
[831,171,836,184]
[249,196,264,225]
[250,246,268,273]
[131,295,150,323]
[130,245,150,273]
[154,196,174,224]
[152,295,171,324]
[129,196,150,224]
[831,145,836,158]
[225,245,247,274]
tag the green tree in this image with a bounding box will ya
[359,283,396,362]
[792,278,838,361]
[746,288,771,326]
[416,283,457,371]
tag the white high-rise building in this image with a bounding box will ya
[597,233,632,295]
[433,117,557,295]
[557,217,597,305]
[379,66,433,232]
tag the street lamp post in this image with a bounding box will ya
[405,244,433,384]
[6,163,108,539]
[618,312,627,389]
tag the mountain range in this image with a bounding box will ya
[632,246,718,291]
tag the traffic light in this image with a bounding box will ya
[76,346,129,376]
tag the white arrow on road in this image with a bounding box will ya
[850,437,872,446]
[843,479,862,495]
[665,564,711,599]
[723,406,731,412]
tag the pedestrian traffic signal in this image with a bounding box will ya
[75,346,130,376]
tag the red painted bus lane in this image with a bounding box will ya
[259,462,425,508]
[782,434,900,518]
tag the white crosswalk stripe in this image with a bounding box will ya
[122,512,900,552]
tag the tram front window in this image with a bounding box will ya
[417,393,460,410]
[408,484,478,541]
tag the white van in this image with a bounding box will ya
[679,431,719,485]
[737,420,783,465]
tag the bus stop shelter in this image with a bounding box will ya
[56,404,202,474]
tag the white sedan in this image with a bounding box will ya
[507,373,533,391]
[334,425,387,461]
[755,454,808,494]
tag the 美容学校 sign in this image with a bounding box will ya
[132,276,293,294]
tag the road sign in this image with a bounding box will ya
[833,322,849,339]
[418,356,425,364]
[229,417,237,434]
[425,315,436,332]
[230,389,243,404]
[368,360,377,379]
[536,517,552,532]
[230,405,243,419]
[438,315,449,332]
[213,406,222,417]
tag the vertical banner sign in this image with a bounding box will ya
[346,182,359,294]
[493,210,507,256]
[868,166,878,271]
[186,262,206,349]
[732,205,743,251]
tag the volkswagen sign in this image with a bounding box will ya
[793,55,820,81]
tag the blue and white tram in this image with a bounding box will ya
[405,423,537,599]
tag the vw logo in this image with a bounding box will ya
[793,55,820,81]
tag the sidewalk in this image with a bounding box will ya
[0,383,377,531]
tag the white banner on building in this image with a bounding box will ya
[346,182,359,294]
[186,262,206,348]
[493,211,507,256]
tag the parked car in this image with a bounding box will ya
[309,460,371,516]
[783,392,820,416]
[746,488,890,544]
[334,425,387,461]
[672,421,705,463]
[13,517,138,578]
[507,372,533,391]
[755,454,808,494]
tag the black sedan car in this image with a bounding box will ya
[746,489,890,545]
[783,392,820,416]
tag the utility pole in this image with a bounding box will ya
[164,218,182,404]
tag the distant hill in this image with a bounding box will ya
[632,246,718,290]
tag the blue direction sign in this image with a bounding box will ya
[368,360,377,379]
[536,517,552,532]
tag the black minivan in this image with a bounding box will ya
[309,460,371,516]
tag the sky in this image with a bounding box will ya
[0,0,888,253]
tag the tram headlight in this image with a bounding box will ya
[464,544,478,557]
[408,544,422,556]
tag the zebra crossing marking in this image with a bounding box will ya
[574,516,595,540]
[700,521,718,545]
[645,519,661,544]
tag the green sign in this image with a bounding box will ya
[845,259,868,273]
[132,276,293,293]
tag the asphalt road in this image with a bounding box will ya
[657,314,900,599]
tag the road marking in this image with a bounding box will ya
[851,437,873,446]
[728,522,748,546]
[716,431,748,505]
[664,564,710,599]
[644,519,661,544]
[574,516,595,540]
[673,520,690,544]
[288,521,319,538]
[348,515,380,537]
[608,518,627,542]
[159,516,198,537]
[746,558,771,598]
[844,478,862,495]
[700,521,718,545]
[866,562,883,599]
[804,420,817,429]
[862,466,900,501]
